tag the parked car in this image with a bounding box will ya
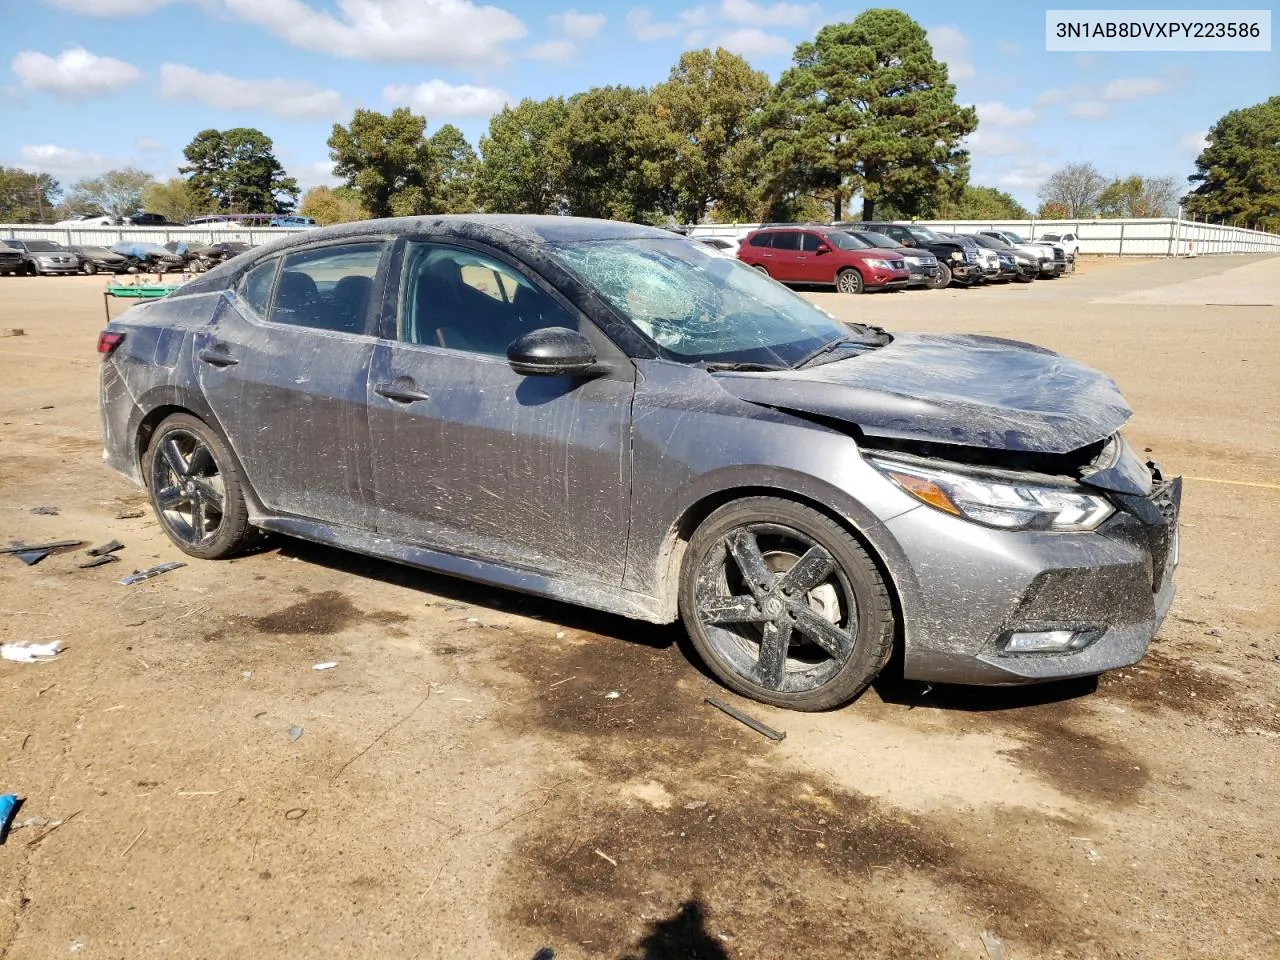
[738,225,910,294]
[54,214,119,227]
[1037,231,1080,268]
[842,230,941,289]
[70,244,130,275]
[5,239,81,275]
[0,242,24,276]
[165,240,212,271]
[110,241,186,274]
[697,237,740,258]
[966,234,1037,282]
[124,212,181,227]
[270,215,317,229]
[854,222,984,288]
[978,230,1066,277]
[98,214,1181,711]
[193,241,253,271]
[943,233,998,281]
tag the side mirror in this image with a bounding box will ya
[507,327,597,377]
[815,243,832,254]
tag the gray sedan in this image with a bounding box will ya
[98,216,1180,710]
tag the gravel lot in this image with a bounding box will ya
[1,255,1277,960]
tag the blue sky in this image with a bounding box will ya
[3,0,1276,207]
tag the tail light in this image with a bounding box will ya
[97,331,125,356]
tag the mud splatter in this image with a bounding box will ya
[247,590,409,636]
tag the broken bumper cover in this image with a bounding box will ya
[885,478,1181,685]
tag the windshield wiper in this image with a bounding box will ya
[702,361,788,372]
[793,336,861,369]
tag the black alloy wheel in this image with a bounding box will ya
[681,498,895,711]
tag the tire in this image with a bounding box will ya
[143,413,261,560]
[82,262,97,275]
[930,262,952,289]
[752,264,769,275]
[679,497,895,711]
[836,268,864,295]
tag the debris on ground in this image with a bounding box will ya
[87,539,124,557]
[1,640,64,663]
[30,505,59,515]
[705,696,786,742]
[287,726,303,741]
[79,555,120,569]
[0,328,24,337]
[0,793,19,843]
[981,931,1006,960]
[115,508,146,519]
[120,561,184,585]
[531,949,556,960]
[9,816,50,832]
[4,539,83,565]
[312,662,338,671]
[604,690,620,699]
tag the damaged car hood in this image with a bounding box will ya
[712,332,1132,455]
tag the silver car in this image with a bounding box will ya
[98,215,1180,711]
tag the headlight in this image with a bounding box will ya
[864,258,889,268]
[37,255,56,262]
[949,251,964,261]
[869,458,1115,531]
[904,256,921,265]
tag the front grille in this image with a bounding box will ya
[888,259,905,270]
[1053,247,1065,261]
[964,248,978,263]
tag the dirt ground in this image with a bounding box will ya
[1,256,1277,960]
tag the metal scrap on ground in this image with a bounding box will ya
[87,540,125,557]
[3,539,84,565]
[704,696,787,742]
[119,561,184,585]
[0,793,19,843]
[1,641,64,663]
[79,555,120,569]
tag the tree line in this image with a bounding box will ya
[0,13,1274,231]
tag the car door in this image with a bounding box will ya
[767,230,802,281]
[797,232,831,283]
[742,231,775,271]
[192,241,387,529]
[366,239,635,585]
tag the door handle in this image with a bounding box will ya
[374,379,430,403]
[197,348,239,367]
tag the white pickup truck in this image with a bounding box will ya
[978,230,1068,277]
[1036,230,1080,264]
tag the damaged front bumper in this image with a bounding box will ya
[886,471,1181,685]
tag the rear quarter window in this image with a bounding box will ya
[747,233,773,248]
[238,259,279,318]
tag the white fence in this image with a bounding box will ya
[0,225,302,247]
[687,217,1280,256]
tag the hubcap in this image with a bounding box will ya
[696,524,858,694]
[151,429,226,546]
[839,272,859,293]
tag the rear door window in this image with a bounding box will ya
[800,233,824,252]
[270,243,384,334]
[771,232,801,251]
[238,259,278,318]
[747,233,773,248]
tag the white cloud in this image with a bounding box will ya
[135,137,164,151]
[626,6,710,41]
[720,0,818,26]
[383,79,509,116]
[975,101,1037,127]
[1073,52,1097,70]
[551,9,605,39]
[714,27,791,57]
[528,39,576,62]
[1069,101,1109,118]
[20,143,106,174]
[965,131,1033,158]
[926,25,974,82]
[220,0,526,64]
[297,160,340,191]
[160,63,343,117]
[11,47,141,99]
[1034,84,1085,106]
[42,0,168,13]
[1103,76,1169,101]
[997,162,1057,192]
[1180,130,1209,154]
[996,40,1020,55]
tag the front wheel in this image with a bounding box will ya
[144,413,261,559]
[82,261,97,275]
[836,268,864,295]
[930,263,952,289]
[680,497,895,711]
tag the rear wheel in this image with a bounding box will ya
[143,413,261,560]
[752,264,769,275]
[836,268,864,295]
[680,497,895,711]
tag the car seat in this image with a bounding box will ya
[276,271,322,327]
[331,275,373,334]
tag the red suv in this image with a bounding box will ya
[736,225,910,294]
